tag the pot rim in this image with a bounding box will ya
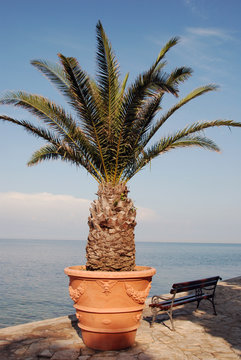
[64,265,156,279]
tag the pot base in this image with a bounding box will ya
[81,328,137,350]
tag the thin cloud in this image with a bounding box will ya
[169,26,238,80]
[186,27,234,40]
[183,0,209,20]
[0,192,158,240]
[0,192,91,240]
[136,206,158,222]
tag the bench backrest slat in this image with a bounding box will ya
[170,276,221,294]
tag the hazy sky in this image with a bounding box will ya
[0,0,241,243]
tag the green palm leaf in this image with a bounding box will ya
[149,37,180,76]
[27,143,102,181]
[96,21,120,127]
[31,59,70,94]
[0,91,98,156]
[0,115,60,143]
[1,22,241,187]
[141,85,218,148]
[129,66,194,153]
[124,119,241,180]
[123,135,219,181]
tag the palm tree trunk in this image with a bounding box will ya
[86,182,136,271]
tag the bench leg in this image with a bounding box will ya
[196,299,201,311]
[150,306,176,330]
[196,298,217,315]
[167,309,175,331]
[150,308,158,327]
[209,298,217,315]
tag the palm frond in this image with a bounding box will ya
[117,38,180,141]
[123,134,220,181]
[58,54,110,181]
[167,66,193,86]
[124,118,241,181]
[114,72,176,143]
[0,91,95,152]
[110,69,178,183]
[124,67,194,157]
[27,143,102,182]
[0,111,103,183]
[147,134,220,158]
[27,143,64,165]
[31,59,70,95]
[57,54,96,126]
[0,115,60,143]
[150,37,180,75]
[112,72,129,123]
[142,85,218,148]
[96,21,120,129]
[179,119,241,134]
[133,67,193,143]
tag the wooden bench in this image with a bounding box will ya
[149,276,222,330]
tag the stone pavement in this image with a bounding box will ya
[0,277,240,360]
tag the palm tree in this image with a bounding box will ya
[1,21,240,271]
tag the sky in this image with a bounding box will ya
[0,0,241,243]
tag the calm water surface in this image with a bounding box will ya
[0,239,240,328]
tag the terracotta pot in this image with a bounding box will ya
[64,265,156,350]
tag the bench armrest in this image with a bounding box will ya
[151,294,174,304]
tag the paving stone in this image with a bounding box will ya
[135,334,153,344]
[179,345,201,352]
[99,350,120,357]
[141,352,169,360]
[38,349,53,358]
[77,356,91,360]
[23,337,46,345]
[138,354,152,360]
[0,340,11,347]
[14,346,28,356]
[125,344,144,356]
[79,348,96,356]
[0,355,9,360]
[197,352,216,359]
[184,354,200,360]
[211,353,240,360]
[49,339,82,349]
[27,341,50,355]
[51,349,80,360]
[116,354,135,360]
[91,356,117,360]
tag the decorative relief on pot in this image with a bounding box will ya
[134,314,142,323]
[76,312,82,321]
[101,319,111,325]
[69,282,85,302]
[125,282,151,304]
[96,280,118,295]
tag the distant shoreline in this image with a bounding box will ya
[1,238,241,245]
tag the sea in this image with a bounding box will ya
[0,239,240,329]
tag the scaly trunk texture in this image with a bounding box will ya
[86,182,136,271]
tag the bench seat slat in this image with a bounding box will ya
[172,276,220,289]
[171,277,220,294]
[150,293,212,310]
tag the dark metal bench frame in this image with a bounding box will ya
[149,276,222,330]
